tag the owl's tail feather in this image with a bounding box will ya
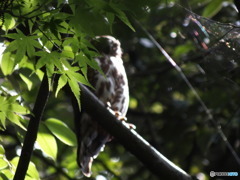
[80,155,93,177]
[77,128,111,177]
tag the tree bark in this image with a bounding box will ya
[13,74,51,180]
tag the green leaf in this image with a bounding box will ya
[76,51,103,76]
[4,30,41,63]
[25,161,40,179]
[0,169,13,180]
[11,103,30,114]
[37,123,57,161]
[55,74,68,97]
[109,3,135,32]
[202,0,222,18]
[0,95,28,130]
[36,51,62,71]
[68,78,81,109]
[0,112,6,129]
[106,12,115,33]
[62,46,74,59]
[0,51,15,75]
[5,112,26,130]
[45,118,77,146]
[19,73,33,91]
[1,13,16,31]
[0,145,5,156]
[10,157,40,179]
[0,158,9,170]
[67,70,93,88]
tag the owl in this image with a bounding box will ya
[77,36,129,177]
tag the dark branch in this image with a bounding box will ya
[13,73,52,180]
[72,84,192,180]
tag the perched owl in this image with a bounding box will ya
[77,36,129,177]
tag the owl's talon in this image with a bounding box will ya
[128,123,136,129]
[114,111,136,129]
[106,102,111,108]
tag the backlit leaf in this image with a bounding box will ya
[68,78,81,109]
[0,52,15,75]
[0,158,9,170]
[45,118,77,146]
[19,73,33,91]
[11,157,40,179]
[55,74,68,97]
[37,123,57,161]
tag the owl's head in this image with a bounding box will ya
[91,36,122,57]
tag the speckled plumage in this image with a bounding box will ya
[77,36,129,177]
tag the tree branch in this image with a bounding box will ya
[13,73,52,180]
[74,84,193,180]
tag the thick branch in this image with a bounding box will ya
[77,84,192,180]
[13,74,51,180]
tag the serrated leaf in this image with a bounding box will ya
[109,4,135,32]
[4,30,41,63]
[68,78,81,109]
[45,118,77,146]
[62,45,74,58]
[37,123,57,161]
[19,73,33,91]
[55,74,68,97]
[6,111,26,130]
[76,52,103,76]
[67,70,93,88]
[202,0,222,18]
[11,103,30,114]
[36,51,63,78]
[2,13,16,31]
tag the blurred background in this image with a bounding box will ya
[1,0,240,179]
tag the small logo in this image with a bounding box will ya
[210,171,215,177]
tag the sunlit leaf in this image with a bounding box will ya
[4,30,41,63]
[0,145,5,156]
[45,118,77,146]
[19,73,33,91]
[37,123,57,161]
[25,160,40,179]
[55,74,68,97]
[6,112,26,130]
[76,51,103,76]
[0,51,15,75]
[68,78,81,109]
[1,13,16,31]
[0,169,13,180]
[11,103,30,114]
[0,112,6,129]
[11,157,40,179]
[0,158,9,170]
[67,70,92,88]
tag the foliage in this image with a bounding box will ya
[0,0,240,179]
